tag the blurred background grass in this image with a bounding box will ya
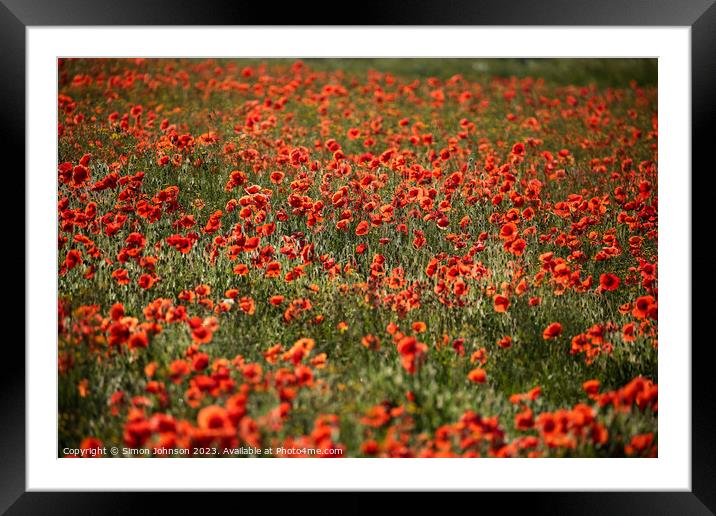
[66,58,657,89]
[215,58,656,88]
[303,58,657,88]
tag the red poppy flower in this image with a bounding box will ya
[599,273,620,291]
[543,322,563,340]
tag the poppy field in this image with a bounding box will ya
[58,58,658,458]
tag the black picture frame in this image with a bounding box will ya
[4,0,711,512]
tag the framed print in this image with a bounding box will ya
[5,0,712,512]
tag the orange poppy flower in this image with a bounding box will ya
[412,321,427,333]
[197,405,232,431]
[493,294,510,313]
[467,368,487,384]
[355,220,370,236]
[361,335,381,350]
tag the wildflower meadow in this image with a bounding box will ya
[58,58,658,458]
